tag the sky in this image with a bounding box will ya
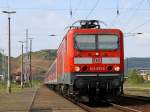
[0,0,150,57]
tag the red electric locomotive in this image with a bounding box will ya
[45,20,124,102]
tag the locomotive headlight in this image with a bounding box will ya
[114,66,120,71]
[95,52,99,56]
[75,66,80,72]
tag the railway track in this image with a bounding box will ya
[66,97,145,112]
[64,93,150,112]
[109,95,150,112]
[110,103,143,112]
[123,94,150,102]
[28,86,150,112]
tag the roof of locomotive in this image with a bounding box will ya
[67,28,123,36]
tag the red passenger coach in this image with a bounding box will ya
[44,59,57,85]
[45,20,124,102]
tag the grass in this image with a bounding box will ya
[31,80,43,88]
[0,81,25,94]
[0,80,43,94]
[124,80,150,90]
[32,49,56,60]
[124,69,150,89]
[0,81,6,93]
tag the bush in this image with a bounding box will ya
[126,69,144,84]
[32,80,43,88]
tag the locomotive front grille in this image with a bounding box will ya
[75,73,121,77]
[72,73,123,89]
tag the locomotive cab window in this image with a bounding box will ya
[75,34,119,50]
[98,35,119,50]
[75,35,96,50]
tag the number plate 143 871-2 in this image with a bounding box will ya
[90,67,105,71]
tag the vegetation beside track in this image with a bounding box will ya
[0,81,24,93]
[124,69,150,89]
[0,80,43,94]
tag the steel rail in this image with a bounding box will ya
[27,88,39,112]
[65,95,143,112]
[46,87,149,112]
[51,89,144,112]
[110,103,143,112]
[63,95,97,112]
[123,95,150,102]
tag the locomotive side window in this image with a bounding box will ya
[49,63,56,75]
[98,35,119,50]
[75,35,96,50]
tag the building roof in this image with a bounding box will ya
[137,68,150,71]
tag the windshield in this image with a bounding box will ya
[75,35,96,50]
[75,34,119,50]
[98,35,119,50]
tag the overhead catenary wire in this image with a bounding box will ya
[6,0,10,10]
[0,7,150,12]
[69,0,72,18]
[110,0,120,27]
[129,18,150,32]
[122,0,143,30]
[73,0,83,17]
[116,0,120,16]
[127,0,150,32]
[85,0,101,19]
[147,0,150,7]
[2,1,149,31]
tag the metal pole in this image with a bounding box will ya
[0,49,5,80]
[127,57,128,75]
[7,16,11,93]
[2,11,16,93]
[29,39,32,87]
[19,41,25,88]
[25,29,29,85]
[2,49,5,81]
[3,51,7,82]
[21,43,24,88]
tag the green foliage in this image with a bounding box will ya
[0,81,6,89]
[0,53,7,75]
[0,80,43,94]
[0,81,22,93]
[32,80,43,88]
[126,69,144,85]
[0,53,2,74]
[32,49,57,60]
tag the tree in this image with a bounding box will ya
[127,69,144,84]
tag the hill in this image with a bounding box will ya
[0,49,57,80]
[1,51,150,80]
[125,57,150,75]
[0,53,4,75]
[0,53,8,75]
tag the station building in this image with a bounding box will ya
[0,75,4,81]
[137,68,150,81]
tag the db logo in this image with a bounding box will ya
[92,58,101,63]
